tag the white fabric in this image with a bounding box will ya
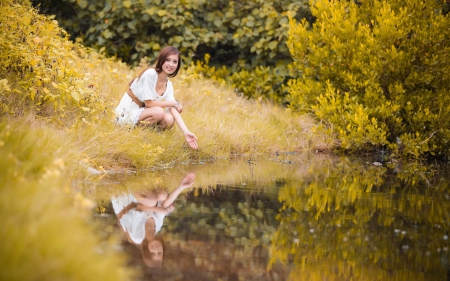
[111,193,167,244]
[114,68,175,125]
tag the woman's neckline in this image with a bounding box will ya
[156,74,168,96]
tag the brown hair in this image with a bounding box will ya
[141,234,165,268]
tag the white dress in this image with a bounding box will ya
[115,68,175,125]
[111,193,167,244]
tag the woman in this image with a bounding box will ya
[115,46,198,149]
[111,172,196,268]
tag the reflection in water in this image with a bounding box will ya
[111,173,195,268]
[94,156,450,280]
[270,159,450,281]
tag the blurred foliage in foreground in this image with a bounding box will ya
[0,120,135,281]
[287,0,450,158]
[31,0,312,103]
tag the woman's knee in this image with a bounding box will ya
[164,114,174,127]
[159,113,174,130]
[139,107,165,122]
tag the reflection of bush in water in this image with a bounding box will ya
[269,157,450,281]
[156,188,283,280]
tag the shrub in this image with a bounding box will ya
[287,0,450,158]
[0,0,130,124]
[183,54,289,103]
[32,0,309,66]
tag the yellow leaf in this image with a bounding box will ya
[157,10,167,17]
[268,41,278,50]
[30,59,39,66]
[23,15,31,26]
[123,0,132,8]
[71,91,80,102]
[29,88,36,101]
[51,82,58,88]
[33,37,42,44]
[145,8,156,15]
[43,87,50,94]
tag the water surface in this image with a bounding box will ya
[92,154,450,281]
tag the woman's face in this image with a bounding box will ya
[148,240,164,261]
[162,54,179,76]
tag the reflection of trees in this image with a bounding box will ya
[269,158,450,281]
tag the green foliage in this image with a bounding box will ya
[183,54,289,102]
[33,0,309,66]
[287,0,450,157]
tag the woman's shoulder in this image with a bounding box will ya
[140,68,157,79]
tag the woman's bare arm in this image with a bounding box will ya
[169,107,198,149]
[136,205,172,215]
[161,172,196,208]
[144,99,178,108]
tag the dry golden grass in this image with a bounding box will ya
[69,63,336,172]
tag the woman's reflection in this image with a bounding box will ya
[111,172,196,267]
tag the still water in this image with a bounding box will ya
[92,153,450,281]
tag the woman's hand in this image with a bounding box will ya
[180,172,196,188]
[184,131,198,149]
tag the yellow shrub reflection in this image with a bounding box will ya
[269,157,450,281]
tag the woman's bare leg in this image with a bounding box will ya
[138,107,165,126]
[157,112,175,130]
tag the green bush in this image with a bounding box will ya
[183,54,289,103]
[32,0,309,66]
[287,0,450,158]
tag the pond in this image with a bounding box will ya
[90,153,450,281]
